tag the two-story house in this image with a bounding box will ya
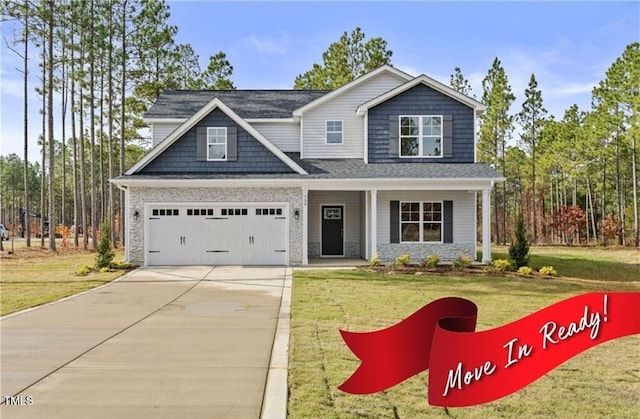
[112,65,503,266]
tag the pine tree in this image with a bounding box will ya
[509,218,530,268]
[518,74,547,243]
[294,27,392,89]
[449,67,472,96]
[95,220,115,269]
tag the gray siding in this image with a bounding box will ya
[368,84,475,163]
[151,122,181,147]
[140,108,294,174]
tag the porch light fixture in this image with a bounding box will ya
[294,209,300,221]
[133,210,140,220]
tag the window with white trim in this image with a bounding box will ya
[326,120,343,144]
[400,201,442,242]
[400,116,442,157]
[207,127,227,160]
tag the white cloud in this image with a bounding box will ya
[245,33,287,55]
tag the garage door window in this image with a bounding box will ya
[152,209,179,216]
[221,208,248,216]
[256,208,283,216]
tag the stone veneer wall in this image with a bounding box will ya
[308,241,361,258]
[377,243,475,263]
[127,186,303,265]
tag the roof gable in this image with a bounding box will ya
[357,74,486,115]
[292,65,413,116]
[127,98,307,175]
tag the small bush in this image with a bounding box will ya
[423,254,440,268]
[452,255,472,271]
[369,253,380,267]
[518,266,534,275]
[395,254,411,266]
[99,267,111,273]
[509,218,530,268]
[95,221,115,269]
[492,259,511,272]
[76,264,93,276]
[109,261,136,270]
[539,266,558,276]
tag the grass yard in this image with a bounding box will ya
[289,247,640,418]
[1,243,127,316]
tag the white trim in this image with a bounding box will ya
[126,97,307,175]
[370,189,378,260]
[325,120,344,145]
[206,127,227,161]
[363,112,369,164]
[357,74,487,115]
[113,177,505,191]
[293,65,413,117]
[482,189,492,263]
[398,115,444,158]
[245,118,296,123]
[399,201,444,243]
[319,203,346,257]
[116,184,130,262]
[143,117,187,124]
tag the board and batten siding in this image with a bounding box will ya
[151,122,181,147]
[308,190,363,257]
[302,73,407,159]
[251,121,300,152]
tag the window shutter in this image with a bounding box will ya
[390,200,400,243]
[227,126,238,161]
[196,127,207,161]
[389,115,399,158]
[443,200,453,243]
[442,115,453,158]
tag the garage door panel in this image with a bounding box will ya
[146,204,287,266]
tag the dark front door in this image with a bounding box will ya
[321,205,344,256]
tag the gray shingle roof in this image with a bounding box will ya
[144,90,331,119]
[118,157,502,181]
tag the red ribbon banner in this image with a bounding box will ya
[339,292,640,407]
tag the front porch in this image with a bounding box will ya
[301,187,493,265]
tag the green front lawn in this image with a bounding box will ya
[289,248,640,418]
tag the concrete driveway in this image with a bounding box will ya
[1,266,291,419]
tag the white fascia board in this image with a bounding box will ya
[143,117,188,124]
[292,65,413,117]
[111,176,506,190]
[244,118,296,123]
[126,98,307,175]
[357,75,487,115]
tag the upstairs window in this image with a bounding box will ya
[207,127,227,160]
[326,120,343,144]
[400,116,442,157]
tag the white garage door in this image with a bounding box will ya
[145,203,288,266]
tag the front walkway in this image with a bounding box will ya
[1,266,290,419]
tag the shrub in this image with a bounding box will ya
[369,253,380,267]
[99,267,111,273]
[95,221,115,269]
[518,266,534,275]
[492,259,511,272]
[109,261,136,270]
[539,266,558,276]
[509,218,530,268]
[452,255,472,271]
[395,254,410,266]
[424,254,440,268]
[76,264,93,276]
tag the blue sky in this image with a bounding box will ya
[1,1,638,162]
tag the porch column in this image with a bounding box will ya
[482,188,491,263]
[370,188,377,259]
[302,188,309,265]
